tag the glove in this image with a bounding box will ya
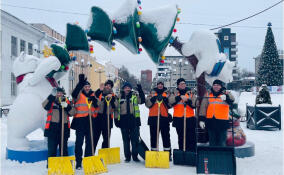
[150,96,157,104]
[61,101,68,108]
[220,94,226,101]
[79,74,85,82]
[199,121,205,129]
[51,88,57,96]
[114,119,120,128]
[136,84,143,92]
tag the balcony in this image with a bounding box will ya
[231,42,238,45]
[231,48,238,52]
[231,54,238,58]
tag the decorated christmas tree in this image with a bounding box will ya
[256,22,283,86]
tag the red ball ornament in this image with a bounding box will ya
[139,48,142,52]
[173,29,177,33]
[65,66,69,71]
[160,60,165,63]
[112,19,115,23]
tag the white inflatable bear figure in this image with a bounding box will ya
[181,30,234,85]
[7,51,67,150]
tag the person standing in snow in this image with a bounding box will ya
[42,87,75,167]
[199,79,234,146]
[71,74,99,170]
[145,79,172,160]
[114,82,145,162]
[169,78,197,152]
[256,84,272,104]
[93,80,118,151]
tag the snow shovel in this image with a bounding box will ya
[145,99,169,168]
[82,99,108,174]
[173,103,196,166]
[98,96,120,165]
[137,136,149,160]
[48,97,75,175]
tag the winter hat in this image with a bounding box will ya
[83,81,91,86]
[105,80,114,88]
[177,78,186,86]
[212,79,224,86]
[156,78,164,85]
[122,82,132,89]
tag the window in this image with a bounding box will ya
[11,36,18,57]
[20,40,26,52]
[11,73,17,96]
[28,43,33,55]
[224,36,229,40]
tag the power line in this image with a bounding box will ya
[177,22,283,30]
[209,0,284,30]
[1,3,89,16]
[2,2,283,30]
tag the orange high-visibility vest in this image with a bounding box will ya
[173,93,195,118]
[149,92,168,117]
[206,93,229,120]
[74,92,98,118]
[45,100,71,129]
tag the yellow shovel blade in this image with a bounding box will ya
[82,155,108,175]
[145,151,170,169]
[98,147,120,164]
[48,156,75,175]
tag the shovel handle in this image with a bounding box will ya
[156,99,163,151]
[86,98,95,155]
[105,96,112,148]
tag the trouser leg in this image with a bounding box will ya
[75,130,84,165]
[102,127,111,148]
[84,131,93,157]
[58,137,69,156]
[130,127,140,158]
[208,128,218,146]
[121,128,131,159]
[175,127,184,150]
[187,118,197,152]
[149,125,158,150]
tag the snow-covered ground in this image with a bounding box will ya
[1,92,283,175]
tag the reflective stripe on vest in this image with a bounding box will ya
[75,93,98,118]
[206,93,229,120]
[149,92,168,117]
[173,93,195,118]
[117,94,140,120]
[45,101,71,129]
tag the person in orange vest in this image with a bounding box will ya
[71,74,98,170]
[145,79,172,160]
[199,79,234,146]
[93,80,118,150]
[169,78,197,152]
[42,87,75,167]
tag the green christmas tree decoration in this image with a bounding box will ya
[50,44,71,67]
[112,0,140,54]
[87,6,113,50]
[65,23,89,51]
[139,5,178,63]
[256,22,283,86]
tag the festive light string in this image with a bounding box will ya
[1,2,283,30]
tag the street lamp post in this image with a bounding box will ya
[74,58,92,83]
[94,67,105,84]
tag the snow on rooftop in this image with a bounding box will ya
[140,4,177,41]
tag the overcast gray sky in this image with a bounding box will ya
[1,0,283,78]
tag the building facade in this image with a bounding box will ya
[215,28,239,81]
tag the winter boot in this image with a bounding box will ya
[124,157,131,163]
[76,162,82,170]
[132,156,140,162]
